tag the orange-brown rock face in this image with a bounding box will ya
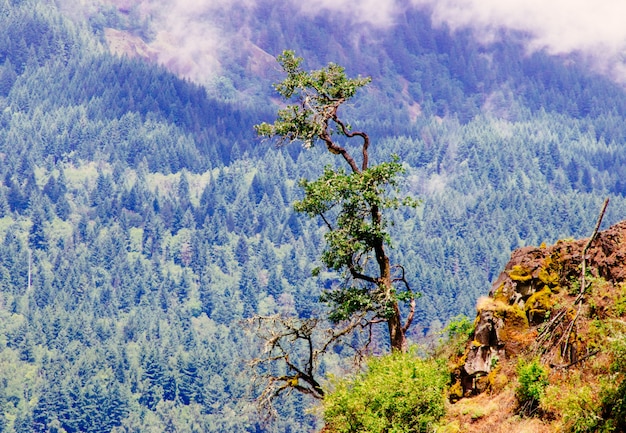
[451,220,626,399]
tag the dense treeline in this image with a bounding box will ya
[2,0,626,431]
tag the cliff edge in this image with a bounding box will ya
[442,219,626,432]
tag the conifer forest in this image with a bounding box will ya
[3,0,626,431]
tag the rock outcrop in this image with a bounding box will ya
[451,220,626,399]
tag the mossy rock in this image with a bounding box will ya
[538,267,559,288]
[477,297,529,333]
[508,265,533,282]
[499,306,533,356]
[492,282,507,302]
[487,370,509,393]
[494,303,529,328]
[474,373,490,394]
[448,380,464,402]
[524,287,554,325]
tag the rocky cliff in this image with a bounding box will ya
[443,219,626,432]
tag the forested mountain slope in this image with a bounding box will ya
[1,0,626,431]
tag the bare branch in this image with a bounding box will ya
[347,263,377,284]
[563,198,610,358]
[579,197,610,299]
[319,212,334,231]
[403,298,416,333]
[319,128,361,174]
[390,265,416,332]
[391,265,410,289]
[247,313,374,419]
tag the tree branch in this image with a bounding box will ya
[347,263,377,284]
[319,128,361,174]
[332,115,370,171]
[248,314,374,417]
[319,212,334,231]
[403,298,416,333]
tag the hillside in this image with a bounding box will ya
[440,216,626,432]
[2,0,626,431]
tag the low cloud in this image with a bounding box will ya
[87,0,626,84]
[96,0,403,84]
[95,0,258,83]
[297,0,400,27]
[411,0,626,79]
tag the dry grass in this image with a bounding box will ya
[439,389,556,433]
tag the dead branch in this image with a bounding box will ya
[578,197,610,300]
[246,313,372,420]
[563,197,609,358]
[551,350,599,370]
[534,198,609,364]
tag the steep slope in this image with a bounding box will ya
[443,218,626,432]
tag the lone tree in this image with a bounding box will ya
[255,51,418,352]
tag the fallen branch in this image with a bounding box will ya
[563,197,609,360]
[551,350,599,370]
[535,198,609,364]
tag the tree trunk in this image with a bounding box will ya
[387,302,407,352]
[370,203,407,352]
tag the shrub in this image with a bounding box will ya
[445,314,474,339]
[543,382,603,433]
[441,314,474,357]
[516,358,549,416]
[322,351,448,433]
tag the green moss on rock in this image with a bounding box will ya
[525,287,554,325]
[508,265,533,282]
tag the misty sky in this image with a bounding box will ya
[99,0,626,83]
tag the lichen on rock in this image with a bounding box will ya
[449,220,626,401]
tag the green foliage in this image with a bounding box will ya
[516,358,549,415]
[322,352,448,433]
[295,160,417,271]
[542,379,606,433]
[255,50,371,149]
[608,326,626,375]
[295,159,418,327]
[444,314,474,340]
[440,315,474,357]
[600,380,626,432]
[593,323,626,431]
[320,287,375,323]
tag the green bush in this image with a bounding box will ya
[543,383,603,433]
[516,358,549,416]
[598,378,626,432]
[445,315,474,339]
[442,314,474,357]
[592,325,626,431]
[322,351,448,433]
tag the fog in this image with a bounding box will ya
[84,0,626,83]
[412,0,626,80]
